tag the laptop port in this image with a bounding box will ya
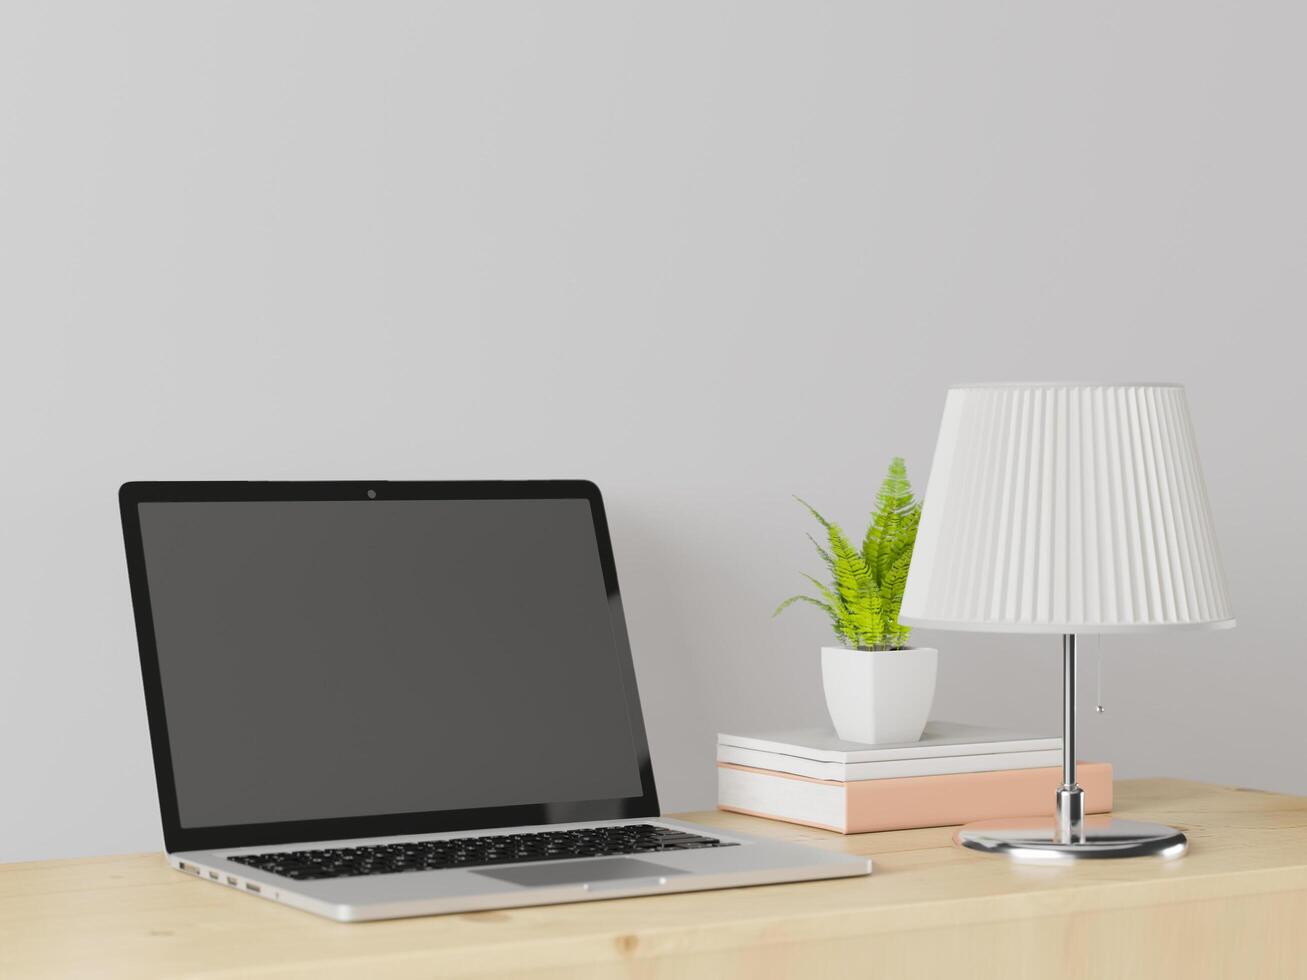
[178,861,199,874]
[245,882,262,893]
[226,876,238,886]
[208,871,219,880]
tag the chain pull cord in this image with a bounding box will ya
[1095,633,1105,714]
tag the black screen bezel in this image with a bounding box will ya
[119,480,660,853]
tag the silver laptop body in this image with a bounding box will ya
[120,480,870,921]
[171,818,868,922]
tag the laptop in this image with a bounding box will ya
[119,480,871,921]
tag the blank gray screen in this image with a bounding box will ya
[137,498,644,828]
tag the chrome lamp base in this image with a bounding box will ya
[957,635,1189,863]
[956,816,1187,862]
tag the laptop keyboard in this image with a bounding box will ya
[226,824,733,881]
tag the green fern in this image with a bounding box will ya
[774,457,922,651]
[863,456,917,582]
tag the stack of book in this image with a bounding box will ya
[716,722,1112,834]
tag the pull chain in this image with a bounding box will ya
[1095,634,1105,713]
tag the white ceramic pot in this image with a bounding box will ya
[821,646,938,744]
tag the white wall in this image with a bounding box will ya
[2,2,1303,862]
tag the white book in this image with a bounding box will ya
[717,722,1062,782]
[718,765,846,830]
[717,745,1062,781]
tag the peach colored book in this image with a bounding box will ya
[717,762,1113,834]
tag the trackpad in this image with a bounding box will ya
[476,858,686,888]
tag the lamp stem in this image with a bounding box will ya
[1057,633,1085,842]
[1063,633,1076,787]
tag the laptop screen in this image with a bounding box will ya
[135,496,646,830]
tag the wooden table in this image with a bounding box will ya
[3,779,1305,979]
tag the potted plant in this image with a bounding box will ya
[774,457,936,744]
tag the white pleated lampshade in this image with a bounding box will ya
[900,383,1234,634]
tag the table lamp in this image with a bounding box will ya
[900,383,1234,860]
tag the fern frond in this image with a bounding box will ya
[795,497,833,530]
[806,533,836,576]
[773,594,835,618]
[800,574,858,642]
[878,456,914,513]
[829,525,885,649]
[826,521,870,612]
[774,593,850,644]
[879,548,914,640]
[848,590,886,649]
[863,457,920,586]
[876,506,920,584]
[801,572,842,610]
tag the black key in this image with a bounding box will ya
[223,824,725,881]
